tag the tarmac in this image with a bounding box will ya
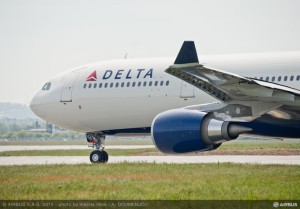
[1,145,299,165]
[1,155,300,165]
[0,145,155,151]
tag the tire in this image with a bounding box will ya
[102,151,109,163]
[90,150,103,163]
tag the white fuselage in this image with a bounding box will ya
[30,51,300,134]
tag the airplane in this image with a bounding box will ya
[30,41,300,163]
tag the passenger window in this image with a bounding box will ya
[138,82,141,87]
[272,77,275,82]
[290,76,294,81]
[127,82,130,87]
[83,84,87,89]
[266,77,269,81]
[166,81,170,86]
[104,83,108,88]
[99,83,102,88]
[278,76,281,82]
[88,83,92,88]
[297,75,300,81]
[160,81,164,86]
[94,83,97,88]
[143,81,147,87]
[149,81,152,86]
[132,82,136,87]
[110,83,113,88]
[116,83,119,88]
[121,82,125,87]
[259,77,263,80]
[155,81,158,86]
[284,76,288,81]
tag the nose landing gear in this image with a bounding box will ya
[86,133,108,163]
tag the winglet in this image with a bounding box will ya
[174,41,199,64]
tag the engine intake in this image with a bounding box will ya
[151,109,251,154]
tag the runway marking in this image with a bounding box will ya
[0,155,300,165]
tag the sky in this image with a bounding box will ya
[0,0,300,105]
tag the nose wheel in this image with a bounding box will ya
[90,150,109,163]
[86,133,109,164]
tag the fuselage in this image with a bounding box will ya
[30,51,300,135]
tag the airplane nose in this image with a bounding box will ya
[30,93,44,118]
[30,95,38,115]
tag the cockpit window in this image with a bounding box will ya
[42,82,51,91]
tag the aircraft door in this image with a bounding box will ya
[180,81,195,98]
[60,71,78,102]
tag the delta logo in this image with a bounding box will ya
[86,69,153,82]
[86,70,97,81]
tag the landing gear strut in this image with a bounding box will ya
[86,133,109,163]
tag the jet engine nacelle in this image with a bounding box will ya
[151,109,251,154]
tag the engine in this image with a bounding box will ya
[151,109,251,154]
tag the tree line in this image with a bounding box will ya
[0,122,84,140]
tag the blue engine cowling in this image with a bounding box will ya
[151,109,250,154]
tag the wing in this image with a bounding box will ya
[167,41,300,103]
[167,41,300,121]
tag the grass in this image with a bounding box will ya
[0,148,157,156]
[1,139,299,156]
[0,163,299,200]
[220,139,300,149]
